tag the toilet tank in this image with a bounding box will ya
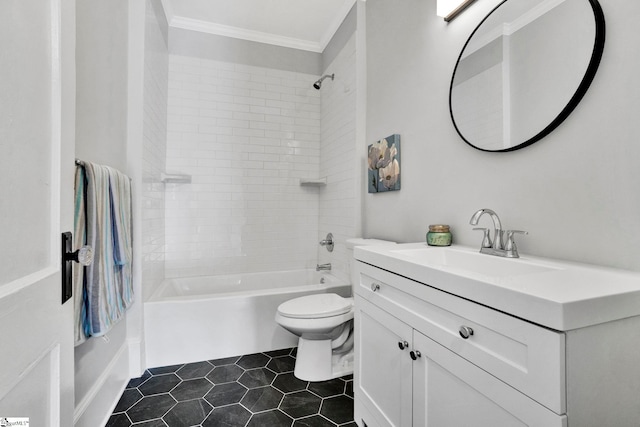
[345,238,396,286]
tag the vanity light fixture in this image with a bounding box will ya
[437,0,476,22]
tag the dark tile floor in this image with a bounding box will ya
[106,348,357,427]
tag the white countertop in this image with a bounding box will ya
[355,243,640,331]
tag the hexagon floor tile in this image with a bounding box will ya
[106,348,357,427]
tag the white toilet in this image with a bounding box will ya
[275,238,395,381]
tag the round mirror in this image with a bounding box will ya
[449,0,605,152]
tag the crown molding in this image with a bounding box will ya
[170,16,324,53]
[318,0,357,52]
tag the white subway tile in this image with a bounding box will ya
[266,99,296,110]
[164,55,354,276]
[233,96,266,107]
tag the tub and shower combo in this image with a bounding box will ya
[144,269,350,368]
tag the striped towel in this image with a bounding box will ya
[74,161,133,344]
[109,167,134,309]
[73,166,89,345]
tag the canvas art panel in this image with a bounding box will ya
[368,134,401,193]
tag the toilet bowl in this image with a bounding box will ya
[276,293,354,381]
[275,238,395,381]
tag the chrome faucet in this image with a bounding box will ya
[470,208,504,249]
[316,263,332,271]
[469,208,527,258]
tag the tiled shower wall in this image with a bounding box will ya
[141,0,168,300]
[164,56,322,278]
[318,34,359,283]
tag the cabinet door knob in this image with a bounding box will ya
[459,326,474,339]
[410,350,421,360]
[371,283,381,292]
[398,341,409,350]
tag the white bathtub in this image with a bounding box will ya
[144,269,350,368]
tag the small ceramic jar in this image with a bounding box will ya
[426,224,452,246]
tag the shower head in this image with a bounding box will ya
[313,73,334,90]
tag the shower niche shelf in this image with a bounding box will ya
[300,178,327,187]
[161,173,192,184]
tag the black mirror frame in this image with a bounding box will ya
[449,0,606,152]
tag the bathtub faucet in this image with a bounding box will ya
[316,263,332,271]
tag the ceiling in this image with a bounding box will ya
[161,0,357,53]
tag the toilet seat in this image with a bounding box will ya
[277,294,352,319]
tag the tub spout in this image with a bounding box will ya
[316,263,332,271]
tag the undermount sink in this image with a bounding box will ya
[391,246,560,278]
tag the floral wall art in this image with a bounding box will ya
[368,134,401,193]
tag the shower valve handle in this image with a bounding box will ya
[319,233,334,252]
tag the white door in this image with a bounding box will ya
[354,298,413,427]
[0,0,75,426]
[412,331,566,427]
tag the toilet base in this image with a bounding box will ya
[294,337,354,382]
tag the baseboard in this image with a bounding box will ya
[127,337,145,379]
[74,340,130,427]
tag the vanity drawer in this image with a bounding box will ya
[356,261,566,415]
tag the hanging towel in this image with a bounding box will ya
[109,167,134,309]
[73,166,89,345]
[74,160,133,344]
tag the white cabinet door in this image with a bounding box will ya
[355,297,413,427]
[0,0,75,425]
[412,331,566,427]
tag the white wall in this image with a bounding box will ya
[318,33,360,283]
[75,1,128,171]
[141,0,169,300]
[165,55,322,277]
[169,27,322,75]
[363,0,640,272]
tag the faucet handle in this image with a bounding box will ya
[319,233,334,252]
[504,230,528,253]
[472,228,492,248]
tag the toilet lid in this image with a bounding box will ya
[277,294,353,319]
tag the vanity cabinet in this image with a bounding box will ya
[356,297,564,427]
[354,260,640,427]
